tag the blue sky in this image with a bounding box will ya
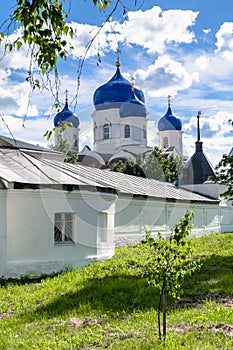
[0,0,233,165]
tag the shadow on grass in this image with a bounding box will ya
[16,253,233,322]
[182,254,233,301]
[26,273,159,321]
[0,272,61,288]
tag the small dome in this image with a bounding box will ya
[54,101,80,128]
[158,106,182,131]
[119,89,147,118]
[93,65,145,110]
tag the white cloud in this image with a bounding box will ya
[215,22,233,60]
[119,7,198,54]
[0,114,52,147]
[136,55,199,98]
[192,22,233,84]
[182,111,233,165]
[203,28,211,34]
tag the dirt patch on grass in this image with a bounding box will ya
[0,309,14,319]
[170,323,233,337]
[68,317,100,327]
[177,292,233,308]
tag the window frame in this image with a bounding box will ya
[163,136,169,149]
[124,124,130,138]
[103,124,110,140]
[54,212,76,244]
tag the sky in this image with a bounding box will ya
[0,0,233,166]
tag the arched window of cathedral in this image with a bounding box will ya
[93,123,97,142]
[163,137,169,148]
[103,124,110,139]
[124,125,130,138]
[143,128,146,139]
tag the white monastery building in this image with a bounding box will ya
[0,57,232,278]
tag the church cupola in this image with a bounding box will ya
[93,50,145,111]
[53,91,80,153]
[157,96,183,158]
[91,51,148,155]
[119,78,147,118]
[54,91,80,128]
[158,96,182,131]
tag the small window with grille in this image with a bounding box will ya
[54,212,76,244]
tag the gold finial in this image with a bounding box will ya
[65,89,69,103]
[167,95,171,107]
[131,77,135,91]
[115,48,121,67]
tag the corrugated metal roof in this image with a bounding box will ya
[0,149,100,188]
[0,148,218,203]
[40,158,218,204]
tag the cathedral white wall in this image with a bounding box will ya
[92,109,121,153]
[120,117,147,147]
[3,189,116,278]
[158,130,183,156]
[92,109,147,154]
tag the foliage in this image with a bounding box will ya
[0,232,232,349]
[141,147,183,182]
[213,120,233,199]
[0,0,111,75]
[111,159,145,177]
[44,121,79,163]
[111,147,183,182]
[142,211,201,339]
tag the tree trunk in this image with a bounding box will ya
[157,291,162,340]
[162,289,167,338]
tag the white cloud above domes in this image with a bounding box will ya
[119,7,198,54]
[136,55,199,98]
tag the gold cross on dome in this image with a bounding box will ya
[115,48,121,67]
[131,77,135,91]
[65,89,69,102]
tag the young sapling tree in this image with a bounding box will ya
[143,210,201,339]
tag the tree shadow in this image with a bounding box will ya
[16,254,233,323]
[21,273,160,322]
[179,253,233,306]
[0,272,61,288]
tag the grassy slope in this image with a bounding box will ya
[0,233,232,349]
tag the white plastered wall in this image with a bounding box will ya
[114,196,233,246]
[0,191,7,277]
[4,188,116,278]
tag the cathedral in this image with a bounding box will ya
[53,56,214,184]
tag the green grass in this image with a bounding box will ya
[0,232,232,349]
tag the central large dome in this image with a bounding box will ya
[93,63,145,111]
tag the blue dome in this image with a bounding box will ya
[54,101,80,128]
[119,89,147,118]
[158,106,182,131]
[93,66,145,110]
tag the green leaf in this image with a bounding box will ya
[16,41,23,49]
